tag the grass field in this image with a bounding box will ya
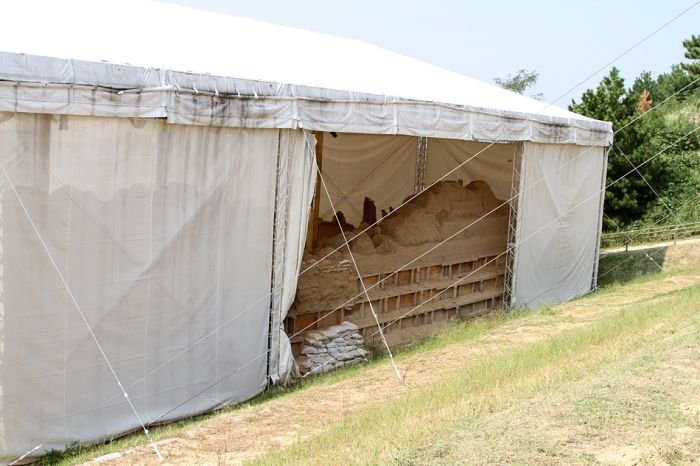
[256,284,700,465]
[45,240,700,465]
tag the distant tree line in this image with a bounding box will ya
[495,36,700,231]
[569,35,700,231]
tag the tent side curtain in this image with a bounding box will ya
[269,130,316,384]
[0,112,308,459]
[0,52,613,147]
[319,134,518,227]
[425,138,518,200]
[512,142,607,308]
[319,133,417,227]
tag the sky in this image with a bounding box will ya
[163,0,699,107]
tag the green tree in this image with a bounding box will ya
[494,69,542,99]
[629,71,658,110]
[570,36,700,231]
[570,67,658,227]
[656,64,693,101]
[681,34,700,79]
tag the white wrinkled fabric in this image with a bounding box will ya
[513,142,607,308]
[0,112,312,459]
[425,139,519,200]
[319,134,519,227]
[320,133,417,226]
[269,130,316,384]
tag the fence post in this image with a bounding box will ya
[674,225,678,245]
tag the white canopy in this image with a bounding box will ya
[0,2,611,460]
[0,0,612,145]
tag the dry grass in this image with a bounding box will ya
[45,241,700,465]
[253,285,700,465]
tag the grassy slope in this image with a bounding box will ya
[253,285,700,465]
[44,243,700,465]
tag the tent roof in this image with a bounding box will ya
[0,0,612,145]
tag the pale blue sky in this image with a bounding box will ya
[164,0,699,106]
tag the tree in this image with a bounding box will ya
[569,67,658,227]
[629,71,658,110]
[681,34,700,79]
[570,36,700,231]
[494,69,542,99]
[656,64,693,101]
[636,89,652,112]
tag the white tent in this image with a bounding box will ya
[0,0,612,460]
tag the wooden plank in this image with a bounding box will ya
[397,270,412,286]
[305,131,324,252]
[399,293,414,309]
[361,274,380,289]
[294,313,320,334]
[318,309,341,328]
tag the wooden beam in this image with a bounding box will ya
[306,131,324,252]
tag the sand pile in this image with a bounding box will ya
[294,257,357,312]
[355,180,505,253]
[293,179,508,316]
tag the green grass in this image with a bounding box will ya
[401,299,699,464]
[38,243,699,465]
[597,246,671,288]
[253,284,700,465]
[41,304,577,465]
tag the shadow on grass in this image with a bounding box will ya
[597,246,668,288]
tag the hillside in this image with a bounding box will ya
[54,240,700,465]
[570,66,700,230]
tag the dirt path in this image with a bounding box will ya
[88,246,700,465]
[601,236,700,254]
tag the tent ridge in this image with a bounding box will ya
[0,51,613,146]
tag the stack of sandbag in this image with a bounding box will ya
[298,321,369,375]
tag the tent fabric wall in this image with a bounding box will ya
[0,3,614,459]
[319,135,520,228]
[425,139,520,200]
[269,130,316,384]
[512,142,607,308]
[0,112,307,458]
[320,133,417,226]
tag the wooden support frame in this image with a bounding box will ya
[306,131,324,252]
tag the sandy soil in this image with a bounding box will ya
[88,243,700,465]
[294,180,508,313]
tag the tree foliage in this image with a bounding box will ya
[494,69,541,98]
[569,38,700,231]
[681,34,700,80]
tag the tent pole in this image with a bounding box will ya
[414,137,428,194]
[306,131,323,252]
[591,146,610,291]
[503,143,525,310]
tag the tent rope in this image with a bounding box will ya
[11,75,698,451]
[116,77,700,409]
[300,75,700,277]
[145,123,700,428]
[312,140,403,383]
[9,5,699,456]
[366,125,699,337]
[0,160,163,462]
[594,195,698,286]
